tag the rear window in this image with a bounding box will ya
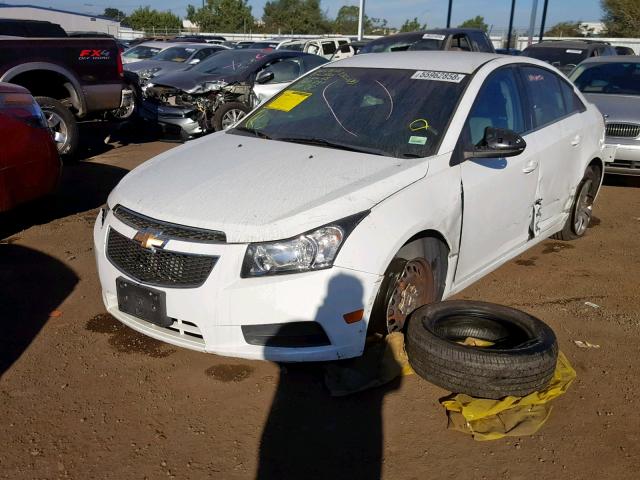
[522,46,588,69]
[360,34,423,53]
[571,62,640,96]
[123,45,163,60]
[153,46,196,62]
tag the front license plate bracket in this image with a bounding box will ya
[116,277,172,327]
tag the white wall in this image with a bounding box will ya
[0,7,120,35]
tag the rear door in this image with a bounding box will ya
[518,66,587,232]
[455,66,540,282]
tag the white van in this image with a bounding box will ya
[279,37,352,60]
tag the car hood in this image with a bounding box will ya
[124,59,188,75]
[108,133,431,243]
[149,69,244,92]
[584,93,640,123]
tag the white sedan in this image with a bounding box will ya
[94,51,605,362]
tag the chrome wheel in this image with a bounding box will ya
[44,110,68,153]
[386,258,436,333]
[573,178,594,236]
[221,109,246,130]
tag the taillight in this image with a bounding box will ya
[0,92,48,128]
[117,51,124,78]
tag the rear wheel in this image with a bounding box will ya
[213,102,250,131]
[553,165,599,241]
[35,96,79,158]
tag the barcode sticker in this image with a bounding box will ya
[411,70,466,83]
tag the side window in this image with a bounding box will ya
[262,58,302,83]
[466,68,525,146]
[559,79,586,114]
[522,66,567,128]
[194,48,214,60]
[322,41,337,55]
[338,40,348,46]
[451,34,472,52]
[470,32,491,52]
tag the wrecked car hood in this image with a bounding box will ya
[124,59,189,75]
[149,69,243,92]
[108,132,431,243]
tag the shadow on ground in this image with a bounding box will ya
[0,245,78,377]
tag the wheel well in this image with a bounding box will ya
[404,230,451,256]
[588,157,604,194]
[9,70,80,113]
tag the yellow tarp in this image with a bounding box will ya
[442,352,576,441]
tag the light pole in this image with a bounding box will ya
[506,0,516,51]
[538,0,550,42]
[358,0,366,41]
[447,0,453,28]
[527,0,539,46]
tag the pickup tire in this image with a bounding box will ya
[213,102,250,131]
[552,165,599,241]
[35,96,79,157]
[406,301,558,399]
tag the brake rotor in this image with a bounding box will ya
[386,258,436,333]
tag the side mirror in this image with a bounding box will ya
[256,70,274,84]
[465,127,526,160]
[188,58,201,65]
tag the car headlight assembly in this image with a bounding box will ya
[241,212,369,278]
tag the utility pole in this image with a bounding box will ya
[357,0,366,41]
[446,0,453,28]
[527,0,539,46]
[506,0,516,51]
[538,0,549,42]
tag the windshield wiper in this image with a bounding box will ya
[231,126,272,140]
[274,137,387,156]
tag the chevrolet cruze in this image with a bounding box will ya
[94,51,606,361]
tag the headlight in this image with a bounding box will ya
[241,212,369,277]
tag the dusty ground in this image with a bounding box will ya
[1,122,639,479]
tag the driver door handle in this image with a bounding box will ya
[571,135,582,147]
[522,159,539,174]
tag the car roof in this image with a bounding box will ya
[579,55,640,65]
[333,51,501,74]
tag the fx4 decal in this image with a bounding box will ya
[79,49,111,60]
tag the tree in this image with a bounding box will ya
[399,17,425,33]
[262,0,331,34]
[545,21,583,37]
[187,0,253,32]
[458,15,488,32]
[127,6,181,31]
[103,7,126,21]
[333,5,361,34]
[602,0,640,37]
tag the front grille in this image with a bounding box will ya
[113,205,226,243]
[606,123,640,138]
[107,228,217,288]
[610,160,640,170]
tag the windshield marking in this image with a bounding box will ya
[411,70,466,83]
[375,80,394,120]
[322,81,358,137]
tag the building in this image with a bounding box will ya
[0,4,120,35]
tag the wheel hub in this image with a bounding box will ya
[386,258,435,333]
[222,109,246,129]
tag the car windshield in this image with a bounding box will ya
[152,46,197,62]
[230,66,469,159]
[192,50,265,75]
[522,46,589,69]
[123,45,163,60]
[360,35,422,53]
[571,62,640,95]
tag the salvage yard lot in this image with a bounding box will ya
[1,129,639,479]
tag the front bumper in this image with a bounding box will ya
[93,211,380,362]
[604,140,640,176]
[139,100,205,140]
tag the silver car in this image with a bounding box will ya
[571,57,640,175]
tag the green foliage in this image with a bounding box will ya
[458,15,488,32]
[262,0,331,34]
[103,7,126,21]
[545,21,583,37]
[127,6,181,31]
[333,5,361,34]
[399,17,425,33]
[188,0,254,33]
[602,0,640,37]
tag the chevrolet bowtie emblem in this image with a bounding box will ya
[134,229,167,250]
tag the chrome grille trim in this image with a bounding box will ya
[606,123,640,138]
[113,205,226,243]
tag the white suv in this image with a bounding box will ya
[95,51,605,362]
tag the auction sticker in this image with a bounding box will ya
[266,90,312,112]
[566,49,584,54]
[411,70,466,83]
[422,33,446,41]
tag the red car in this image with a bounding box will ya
[0,82,60,212]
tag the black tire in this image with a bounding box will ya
[35,96,79,157]
[368,237,448,335]
[406,300,558,399]
[552,165,600,241]
[213,102,250,131]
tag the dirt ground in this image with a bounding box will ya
[1,122,639,479]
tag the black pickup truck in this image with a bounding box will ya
[0,36,125,156]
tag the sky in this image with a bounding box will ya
[0,0,604,31]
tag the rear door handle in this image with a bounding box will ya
[571,135,581,147]
[522,159,539,174]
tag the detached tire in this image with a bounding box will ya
[406,301,558,399]
[35,96,79,158]
[553,165,599,241]
[213,102,250,131]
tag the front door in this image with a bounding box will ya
[455,66,540,283]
